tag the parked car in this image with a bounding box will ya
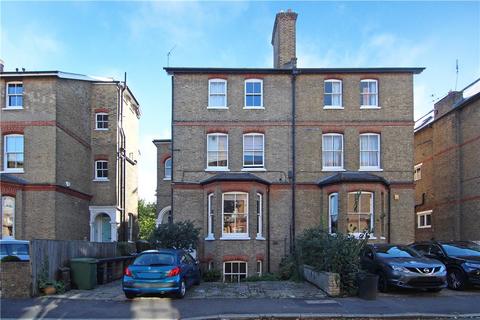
[0,239,30,261]
[361,244,446,292]
[410,241,480,290]
[122,249,201,299]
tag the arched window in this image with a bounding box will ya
[164,157,172,180]
[1,196,15,238]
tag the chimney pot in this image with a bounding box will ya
[0,59,4,73]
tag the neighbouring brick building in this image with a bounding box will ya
[0,67,140,242]
[156,10,423,280]
[414,79,480,242]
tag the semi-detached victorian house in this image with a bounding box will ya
[155,10,424,281]
[0,65,140,242]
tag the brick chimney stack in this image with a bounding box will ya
[0,59,4,73]
[434,91,464,119]
[271,9,298,69]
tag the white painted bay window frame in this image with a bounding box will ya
[220,192,249,240]
[328,193,339,234]
[256,193,265,240]
[205,193,215,240]
[347,191,374,237]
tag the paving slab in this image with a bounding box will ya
[45,280,326,301]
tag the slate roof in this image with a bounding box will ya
[0,173,29,185]
[200,172,271,185]
[317,172,389,187]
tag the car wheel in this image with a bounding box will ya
[377,271,389,293]
[447,269,467,290]
[125,292,136,299]
[427,288,442,293]
[176,279,187,299]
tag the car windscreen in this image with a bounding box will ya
[133,253,176,266]
[0,244,29,256]
[375,246,421,258]
[441,243,480,257]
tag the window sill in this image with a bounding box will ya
[241,168,266,172]
[417,226,432,229]
[93,178,110,182]
[323,106,344,110]
[255,236,266,240]
[205,168,230,172]
[322,168,346,172]
[207,106,228,110]
[219,236,251,241]
[205,235,215,241]
[360,106,381,109]
[95,128,109,131]
[1,169,24,174]
[358,168,383,172]
[2,107,23,110]
[243,107,264,110]
[163,177,171,181]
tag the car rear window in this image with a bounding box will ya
[133,253,176,266]
[442,243,480,257]
[0,244,29,256]
[375,246,421,258]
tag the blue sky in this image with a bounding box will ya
[1,1,479,202]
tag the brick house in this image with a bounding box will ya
[0,67,140,242]
[414,79,480,242]
[155,10,423,280]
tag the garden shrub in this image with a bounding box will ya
[278,255,301,280]
[244,273,280,282]
[202,269,221,282]
[1,255,21,262]
[296,226,368,296]
[150,220,200,250]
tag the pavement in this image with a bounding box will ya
[49,280,326,301]
[2,281,480,319]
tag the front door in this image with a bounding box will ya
[101,215,111,242]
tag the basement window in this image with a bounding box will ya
[223,261,247,282]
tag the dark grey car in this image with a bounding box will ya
[361,244,447,292]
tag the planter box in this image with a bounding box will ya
[303,264,340,297]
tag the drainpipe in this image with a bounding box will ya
[267,185,271,273]
[290,61,298,253]
[117,73,127,241]
[387,185,391,243]
[170,76,175,222]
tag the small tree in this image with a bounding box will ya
[150,220,200,250]
[138,199,157,240]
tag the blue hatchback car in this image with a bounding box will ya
[122,249,201,299]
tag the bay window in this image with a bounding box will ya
[222,192,248,239]
[1,196,15,238]
[328,193,339,234]
[347,191,374,235]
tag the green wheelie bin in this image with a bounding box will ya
[70,258,98,290]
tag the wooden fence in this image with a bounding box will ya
[30,240,119,296]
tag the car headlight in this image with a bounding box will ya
[390,265,406,272]
[438,265,446,272]
[464,262,480,269]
